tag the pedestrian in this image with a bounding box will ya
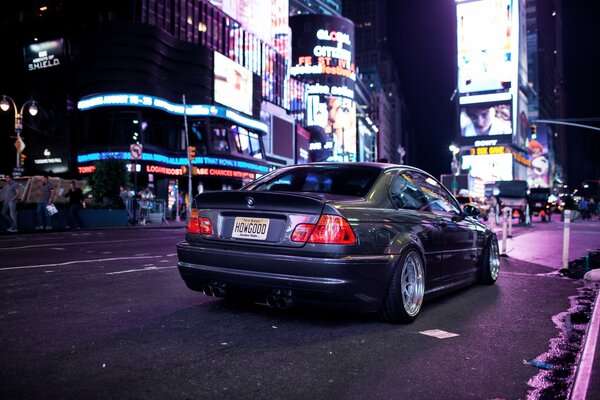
[578,197,588,220]
[64,180,85,229]
[588,198,596,220]
[138,186,155,225]
[36,173,55,230]
[1,174,22,233]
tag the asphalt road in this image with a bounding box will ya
[0,225,596,400]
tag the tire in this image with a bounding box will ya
[377,249,425,323]
[479,235,500,285]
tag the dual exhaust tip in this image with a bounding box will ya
[202,284,226,298]
[202,284,294,310]
[266,289,294,310]
[266,295,293,310]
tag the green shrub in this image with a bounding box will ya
[90,158,130,203]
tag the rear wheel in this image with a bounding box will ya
[377,249,425,323]
[479,235,500,284]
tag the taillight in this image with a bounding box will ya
[187,208,200,234]
[291,215,356,244]
[199,217,213,234]
[186,209,213,235]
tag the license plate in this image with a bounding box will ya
[232,217,270,240]
[535,202,542,207]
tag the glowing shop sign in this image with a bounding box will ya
[77,93,268,134]
[78,166,96,174]
[146,165,184,176]
[195,168,255,180]
[76,152,269,174]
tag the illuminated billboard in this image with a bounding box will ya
[460,100,512,137]
[214,52,253,116]
[306,95,356,162]
[289,14,356,99]
[461,153,513,183]
[24,38,64,72]
[527,124,550,188]
[209,0,290,58]
[456,0,514,95]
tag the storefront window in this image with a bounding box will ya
[211,127,230,152]
[232,126,263,159]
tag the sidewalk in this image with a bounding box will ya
[487,216,600,399]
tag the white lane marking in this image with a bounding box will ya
[0,238,155,251]
[158,260,169,263]
[106,266,176,275]
[419,329,459,339]
[0,255,163,271]
[570,289,600,399]
[0,232,182,251]
[49,248,66,251]
[166,253,177,257]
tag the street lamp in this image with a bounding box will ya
[449,144,460,195]
[449,144,460,175]
[1,95,39,170]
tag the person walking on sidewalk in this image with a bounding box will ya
[36,173,55,230]
[2,174,22,233]
[64,180,84,229]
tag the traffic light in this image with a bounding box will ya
[530,124,537,138]
[188,145,196,161]
[19,152,26,167]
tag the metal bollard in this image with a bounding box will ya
[507,207,513,238]
[501,207,509,255]
[562,210,571,269]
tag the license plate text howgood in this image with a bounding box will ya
[232,217,270,240]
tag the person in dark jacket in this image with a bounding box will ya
[64,180,85,229]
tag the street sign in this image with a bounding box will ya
[14,138,25,152]
[130,143,143,160]
[12,167,24,177]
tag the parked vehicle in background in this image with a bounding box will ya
[528,187,552,222]
[495,180,528,223]
[177,162,500,324]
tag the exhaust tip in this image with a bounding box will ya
[202,284,214,297]
[266,295,278,308]
[276,296,293,310]
[212,287,226,298]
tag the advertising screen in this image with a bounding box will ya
[456,0,514,94]
[24,38,64,72]
[527,124,550,188]
[289,14,355,99]
[306,95,356,162]
[461,153,513,183]
[214,52,253,116]
[460,100,512,137]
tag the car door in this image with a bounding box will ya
[412,172,479,279]
[389,170,443,282]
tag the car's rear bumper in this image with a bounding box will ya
[176,241,396,313]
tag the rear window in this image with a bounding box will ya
[249,166,381,197]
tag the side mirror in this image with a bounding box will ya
[463,204,480,218]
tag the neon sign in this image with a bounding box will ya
[195,168,255,180]
[146,165,184,176]
[76,152,269,173]
[77,93,268,134]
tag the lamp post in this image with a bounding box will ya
[449,143,460,195]
[1,95,38,171]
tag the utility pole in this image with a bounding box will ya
[182,94,192,220]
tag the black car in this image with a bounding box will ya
[177,163,500,323]
[528,187,552,222]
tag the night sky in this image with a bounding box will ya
[388,0,600,191]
